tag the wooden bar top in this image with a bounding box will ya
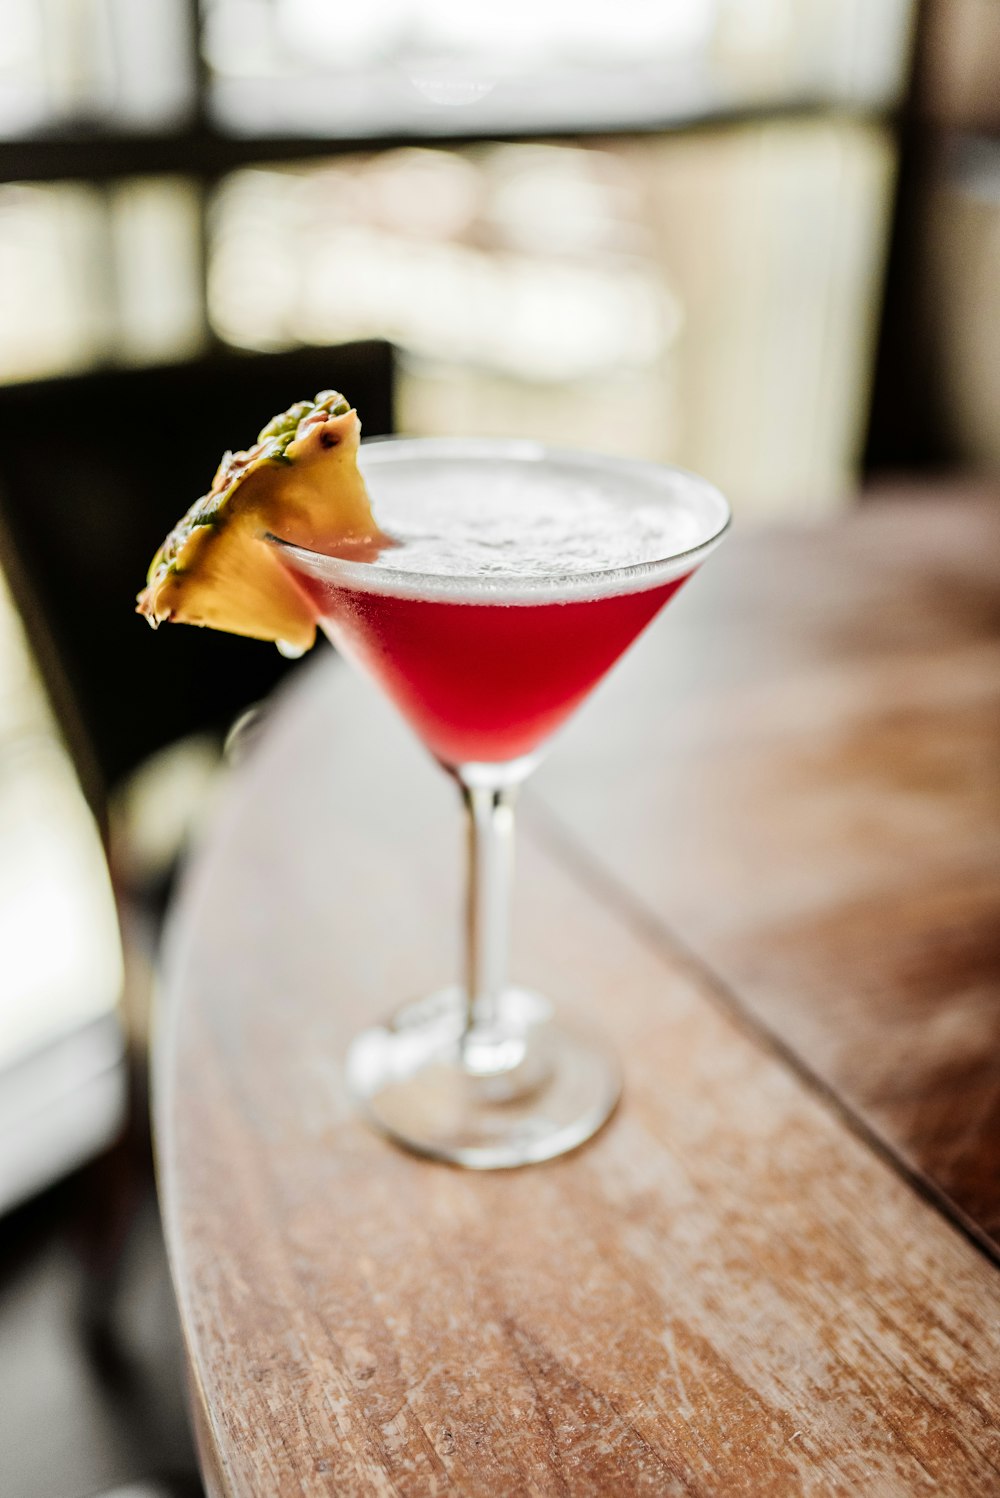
[155,492,1000,1496]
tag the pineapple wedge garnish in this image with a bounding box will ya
[137,391,387,652]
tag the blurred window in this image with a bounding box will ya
[0,182,109,378]
[0,562,124,1211]
[204,0,914,136]
[209,146,674,376]
[0,177,205,383]
[0,0,195,138]
[208,128,893,514]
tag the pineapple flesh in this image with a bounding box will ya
[137,392,387,652]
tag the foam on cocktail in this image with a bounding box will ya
[316,443,727,603]
[284,443,728,767]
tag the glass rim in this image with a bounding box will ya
[269,436,732,602]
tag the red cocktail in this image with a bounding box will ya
[276,439,729,1168]
[293,571,691,767]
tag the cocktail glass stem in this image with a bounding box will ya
[459,775,517,1073]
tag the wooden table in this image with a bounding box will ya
[156,492,1000,1496]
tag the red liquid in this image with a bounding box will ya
[297,572,692,766]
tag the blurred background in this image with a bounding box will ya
[1,1,998,1494]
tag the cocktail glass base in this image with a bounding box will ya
[345,986,621,1169]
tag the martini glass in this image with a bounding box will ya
[274,439,729,1168]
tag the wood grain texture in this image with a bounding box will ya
[156,509,1000,1495]
[532,490,1000,1251]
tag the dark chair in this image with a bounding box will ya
[0,344,395,1414]
[0,339,395,823]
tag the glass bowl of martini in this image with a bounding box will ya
[272,438,730,1169]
